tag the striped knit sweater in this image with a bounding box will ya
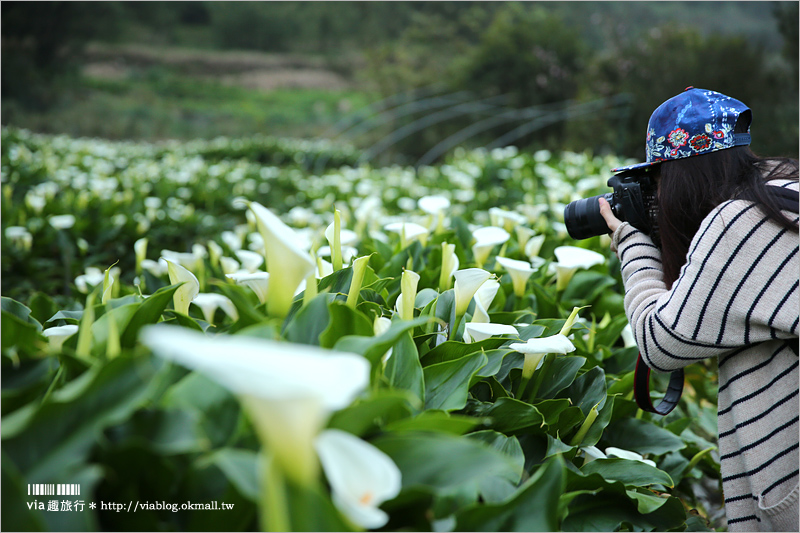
[611,177,799,532]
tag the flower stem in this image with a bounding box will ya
[261,453,291,533]
[449,313,464,342]
[527,353,555,402]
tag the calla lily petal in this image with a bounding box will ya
[525,234,547,259]
[43,324,79,350]
[464,322,518,343]
[315,429,401,530]
[192,293,238,324]
[510,334,576,355]
[226,271,269,304]
[553,246,605,291]
[453,268,493,317]
[384,222,429,247]
[471,279,500,324]
[496,256,537,297]
[418,195,450,215]
[605,447,657,468]
[248,202,315,318]
[553,246,605,269]
[471,226,510,266]
[164,258,199,315]
[621,324,637,348]
[397,269,420,321]
[234,250,264,273]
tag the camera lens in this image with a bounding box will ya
[564,193,614,240]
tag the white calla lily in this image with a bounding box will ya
[49,214,76,230]
[164,258,199,315]
[315,428,402,530]
[471,226,509,267]
[219,256,241,275]
[496,256,537,297]
[43,324,79,350]
[235,249,264,273]
[524,234,547,259]
[439,242,459,292]
[510,333,576,380]
[580,445,607,465]
[192,293,238,324]
[489,207,526,232]
[75,267,104,294]
[605,447,657,468]
[141,259,168,278]
[374,316,393,365]
[134,237,148,274]
[418,195,450,215]
[248,202,315,318]
[621,324,637,348]
[553,246,605,291]
[464,322,518,343]
[226,271,269,304]
[396,269,420,321]
[453,268,493,317]
[384,222,429,248]
[139,325,370,485]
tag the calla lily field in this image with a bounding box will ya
[2,126,722,531]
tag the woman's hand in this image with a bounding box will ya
[598,197,623,233]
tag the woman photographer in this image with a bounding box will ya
[599,87,799,531]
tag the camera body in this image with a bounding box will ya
[564,169,659,244]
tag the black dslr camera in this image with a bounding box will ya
[563,169,659,245]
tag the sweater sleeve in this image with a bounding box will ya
[612,198,800,373]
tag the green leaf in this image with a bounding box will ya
[454,456,566,532]
[423,351,487,411]
[318,299,374,348]
[28,292,59,326]
[537,356,586,398]
[211,280,267,331]
[466,430,526,503]
[421,338,508,366]
[91,302,139,354]
[385,410,480,435]
[580,458,674,488]
[470,397,575,435]
[161,372,240,448]
[283,292,332,346]
[561,271,617,307]
[1,298,45,354]
[120,283,180,347]
[1,355,167,482]
[205,447,260,502]
[558,366,606,415]
[46,309,84,323]
[327,390,418,436]
[384,331,425,404]
[373,431,522,497]
[333,316,435,366]
[604,418,687,455]
[625,489,671,514]
[576,395,615,448]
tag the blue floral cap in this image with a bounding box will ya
[612,87,751,173]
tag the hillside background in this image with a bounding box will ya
[2,1,798,165]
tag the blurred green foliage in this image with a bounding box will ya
[1,1,797,161]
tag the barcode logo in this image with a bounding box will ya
[27,484,80,496]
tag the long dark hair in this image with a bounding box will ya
[655,130,798,288]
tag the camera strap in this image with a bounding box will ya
[634,356,684,415]
[634,185,798,415]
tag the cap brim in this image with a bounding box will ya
[611,160,661,173]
